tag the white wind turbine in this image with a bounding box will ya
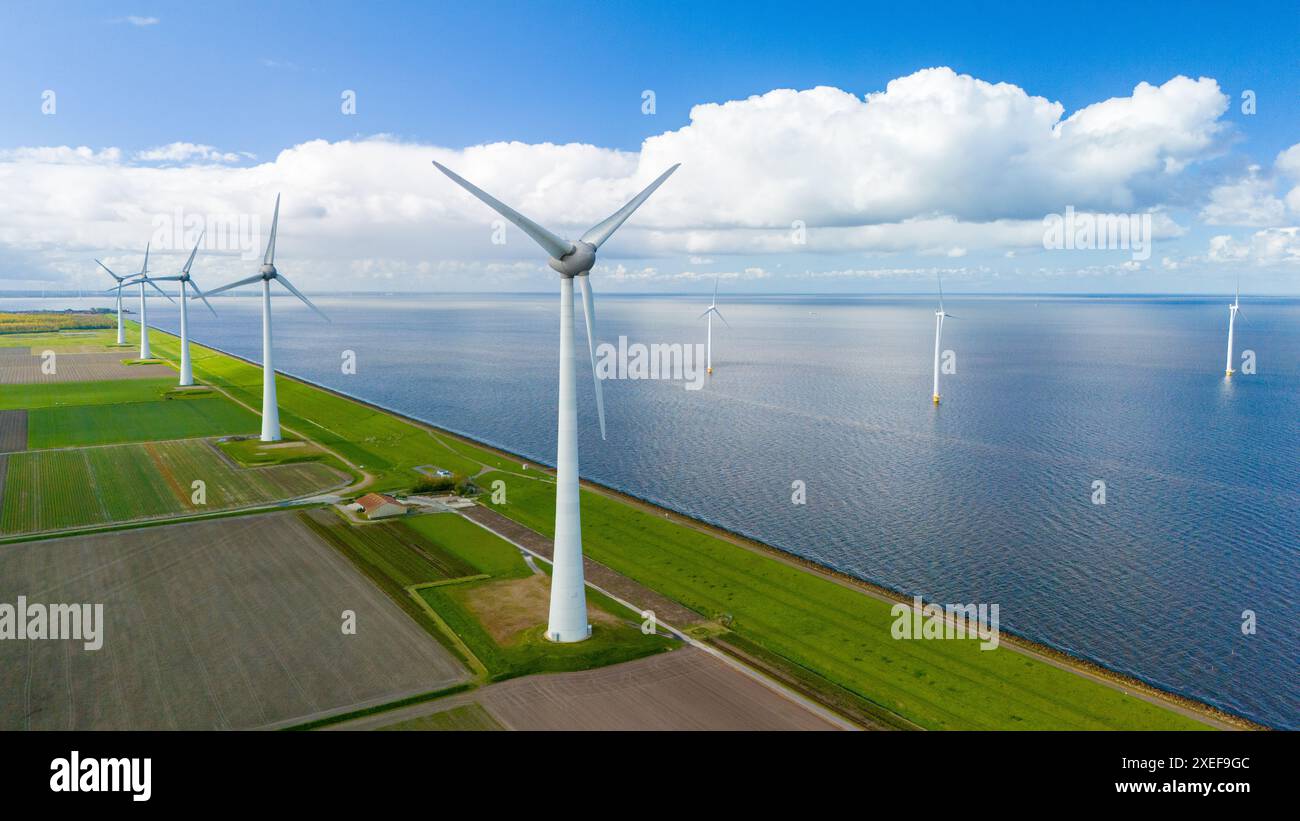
[931,273,956,405]
[433,159,679,643]
[203,196,329,441]
[110,244,173,358]
[95,259,131,345]
[699,275,729,374]
[1224,275,1242,378]
[149,233,217,386]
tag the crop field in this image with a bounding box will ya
[0,410,26,452]
[0,513,468,729]
[0,310,115,335]
[0,439,348,535]
[376,703,504,731]
[28,395,259,448]
[0,377,177,410]
[301,510,478,585]
[0,351,173,384]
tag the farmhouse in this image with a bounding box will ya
[356,493,407,520]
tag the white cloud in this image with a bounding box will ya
[1201,165,1287,226]
[135,143,248,165]
[110,16,159,26]
[1209,228,1300,264]
[0,68,1240,288]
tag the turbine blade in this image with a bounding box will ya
[275,273,330,322]
[579,164,680,249]
[937,270,945,313]
[204,273,264,297]
[149,275,184,281]
[189,278,219,316]
[184,230,204,274]
[713,274,719,304]
[95,260,123,281]
[142,243,150,276]
[577,275,606,440]
[264,195,280,265]
[432,161,574,260]
[145,277,175,303]
[713,307,731,328]
[698,307,713,320]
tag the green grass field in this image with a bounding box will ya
[0,378,178,410]
[124,322,1210,729]
[0,439,346,535]
[301,510,478,585]
[28,395,259,448]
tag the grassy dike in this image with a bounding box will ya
[134,321,1230,730]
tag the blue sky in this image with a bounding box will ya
[1,0,1298,293]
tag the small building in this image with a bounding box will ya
[356,493,407,520]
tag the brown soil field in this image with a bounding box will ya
[0,410,26,453]
[0,511,468,729]
[0,352,174,384]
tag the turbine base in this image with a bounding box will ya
[1225,369,1235,378]
[932,394,941,404]
[707,366,713,374]
[545,624,592,643]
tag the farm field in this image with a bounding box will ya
[0,351,174,384]
[0,377,177,410]
[0,410,26,452]
[376,703,504,731]
[0,513,468,730]
[27,394,259,448]
[0,439,348,536]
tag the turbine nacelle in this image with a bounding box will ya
[260,264,278,278]
[547,242,596,277]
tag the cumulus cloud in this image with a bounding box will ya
[1208,228,1300,264]
[0,68,1239,288]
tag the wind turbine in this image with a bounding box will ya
[931,272,956,405]
[699,276,729,374]
[433,159,679,643]
[1224,275,1242,378]
[149,233,217,386]
[203,195,329,441]
[95,259,131,345]
[115,244,173,359]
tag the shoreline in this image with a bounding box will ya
[158,324,1266,730]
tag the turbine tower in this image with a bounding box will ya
[433,159,679,642]
[118,244,173,358]
[699,276,729,374]
[1224,276,1241,378]
[150,233,217,386]
[932,272,956,405]
[95,259,130,345]
[205,196,329,441]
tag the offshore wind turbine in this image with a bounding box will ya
[699,276,729,374]
[931,273,956,405]
[204,196,329,441]
[150,233,217,386]
[1224,276,1242,378]
[433,159,679,643]
[95,259,131,345]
